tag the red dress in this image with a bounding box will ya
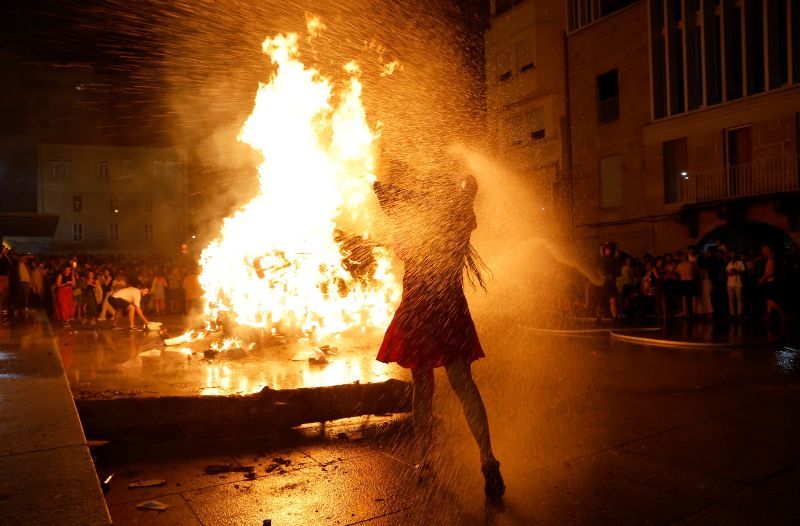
[56,285,74,321]
[374,181,485,370]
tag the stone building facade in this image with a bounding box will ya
[485,0,568,227]
[486,0,800,256]
[38,144,187,253]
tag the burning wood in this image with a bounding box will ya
[192,20,401,342]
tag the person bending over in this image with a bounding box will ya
[109,286,150,331]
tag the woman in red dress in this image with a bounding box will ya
[373,170,505,498]
[55,265,76,327]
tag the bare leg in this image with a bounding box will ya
[410,367,434,434]
[766,300,784,320]
[444,358,492,461]
[445,358,504,497]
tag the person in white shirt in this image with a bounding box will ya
[109,286,150,331]
[17,255,32,313]
[726,250,746,318]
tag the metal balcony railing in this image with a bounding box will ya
[598,96,619,124]
[676,155,800,204]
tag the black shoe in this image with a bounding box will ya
[481,458,505,498]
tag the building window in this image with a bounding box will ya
[122,159,133,178]
[496,48,513,82]
[109,223,119,241]
[726,126,752,196]
[516,39,534,73]
[745,0,766,95]
[144,195,153,212]
[144,224,154,242]
[62,160,72,179]
[599,155,623,208]
[705,1,724,106]
[687,12,703,111]
[793,2,799,83]
[110,196,119,213]
[99,161,109,181]
[724,1,744,101]
[651,0,796,119]
[597,69,619,124]
[73,195,83,212]
[569,0,638,31]
[766,0,789,89]
[666,0,686,114]
[663,138,688,204]
[49,160,59,179]
[506,108,545,146]
[495,0,526,17]
[72,223,83,242]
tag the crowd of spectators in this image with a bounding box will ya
[575,241,800,324]
[4,239,799,330]
[0,245,203,328]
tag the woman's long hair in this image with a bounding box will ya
[465,243,490,291]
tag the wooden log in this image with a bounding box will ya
[76,379,412,441]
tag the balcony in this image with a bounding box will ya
[676,155,800,204]
[598,96,619,124]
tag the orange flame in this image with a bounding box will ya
[198,24,400,341]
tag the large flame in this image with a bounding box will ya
[198,26,400,341]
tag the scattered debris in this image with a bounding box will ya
[265,457,292,473]
[138,349,162,358]
[203,463,255,475]
[308,348,328,365]
[203,349,219,360]
[319,345,338,355]
[164,330,205,346]
[128,479,167,489]
[136,500,169,512]
[101,474,113,495]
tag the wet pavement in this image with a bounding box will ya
[53,315,409,398]
[0,315,111,525]
[93,316,800,525]
[612,319,784,348]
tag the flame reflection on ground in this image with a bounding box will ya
[54,320,407,399]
